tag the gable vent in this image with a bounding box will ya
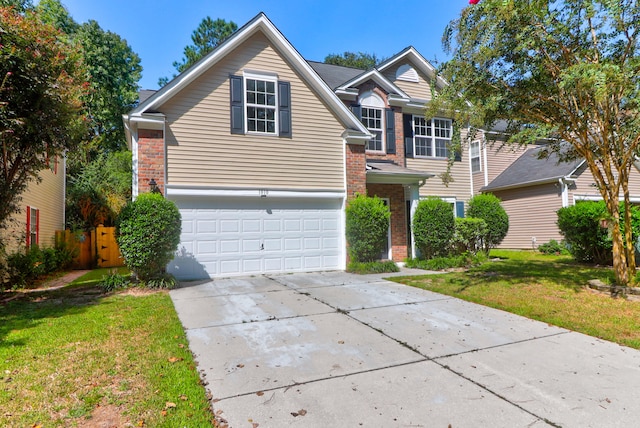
[396,64,419,82]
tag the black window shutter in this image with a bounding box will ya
[403,114,414,158]
[230,75,244,134]
[278,81,291,137]
[455,201,465,218]
[351,104,362,120]
[385,108,396,154]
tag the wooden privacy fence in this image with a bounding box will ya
[56,226,124,269]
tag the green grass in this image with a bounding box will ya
[391,250,640,349]
[0,270,214,427]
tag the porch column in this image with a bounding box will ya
[407,184,421,259]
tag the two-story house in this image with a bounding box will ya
[124,13,474,279]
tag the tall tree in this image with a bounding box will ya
[158,17,237,87]
[35,0,142,171]
[435,0,640,286]
[0,0,31,12]
[0,7,87,243]
[324,51,382,70]
[74,20,142,162]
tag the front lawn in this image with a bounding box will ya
[391,250,640,349]
[0,269,214,427]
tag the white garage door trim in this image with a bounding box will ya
[168,195,345,279]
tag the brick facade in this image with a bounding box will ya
[345,143,366,199]
[137,128,165,195]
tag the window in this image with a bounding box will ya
[362,107,383,151]
[246,77,277,134]
[413,116,452,159]
[229,74,291,137]
[470,140,481,173]
[26,206,39,247]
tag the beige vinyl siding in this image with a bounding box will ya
[493,183,563,249]
[382,61,433,101]
[408,157,472,201]
[570,163,640,203]
[2,165,65,253]
[161,32,346,190]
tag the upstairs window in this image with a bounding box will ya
[413,116,452,159]
[361,107,383,152]
[470,140,481,173]
[246,77,277,134]
[357,91,393,153]
[229,73,291,137]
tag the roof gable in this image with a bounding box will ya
[127,13,369,139]
[483,146,585,192]
[377,46,448,92]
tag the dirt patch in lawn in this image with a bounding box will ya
[78,404,129,428]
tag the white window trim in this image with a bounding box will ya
[359,91,386,154]
[243,71,279,136]
[412,116,452,159]
[470,140,482,173]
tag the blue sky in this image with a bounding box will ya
[57,0,472,90]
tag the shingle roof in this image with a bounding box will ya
[482,146,584,192]
[138,89,157,104]
[308,61,366,90]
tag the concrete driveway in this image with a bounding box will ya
[170,271,640,427]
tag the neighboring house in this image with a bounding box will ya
[1,156,66,254]
[475,139,640,249]
[124,13,474,279]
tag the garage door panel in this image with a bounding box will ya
[169,196,343,279]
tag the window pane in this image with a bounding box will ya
[415,137,430,156]
[257,121,265,132]
[267,121,275,133]
[257,80,265,91]
[247,79,256,91]
[266,81,275,93]
[435,139,448,158]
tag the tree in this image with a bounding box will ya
[159,17,237,86]
[0,7,87,246]
[435,0,640,286]
[66,151,132,231]
[324,51,382,70]
[74,20,142,161]
[0,0,31,12]
[35,0,142,171]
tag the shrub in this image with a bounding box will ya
[144,273,179,289]
[557,201,611,264]
[451,217,487,255]
[116,192,182,281]
[412,197,455,259]
[346,260,400,274]
[467,194,509,254]
[538,239,568,255]
[345,194,390,262]
[4,241,75,289]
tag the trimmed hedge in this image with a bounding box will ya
[116,193,181,282]
[345,194,390,262]
[413,196,455,259]
[467,194,509,254]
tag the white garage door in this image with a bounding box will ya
[168,196,344,279]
